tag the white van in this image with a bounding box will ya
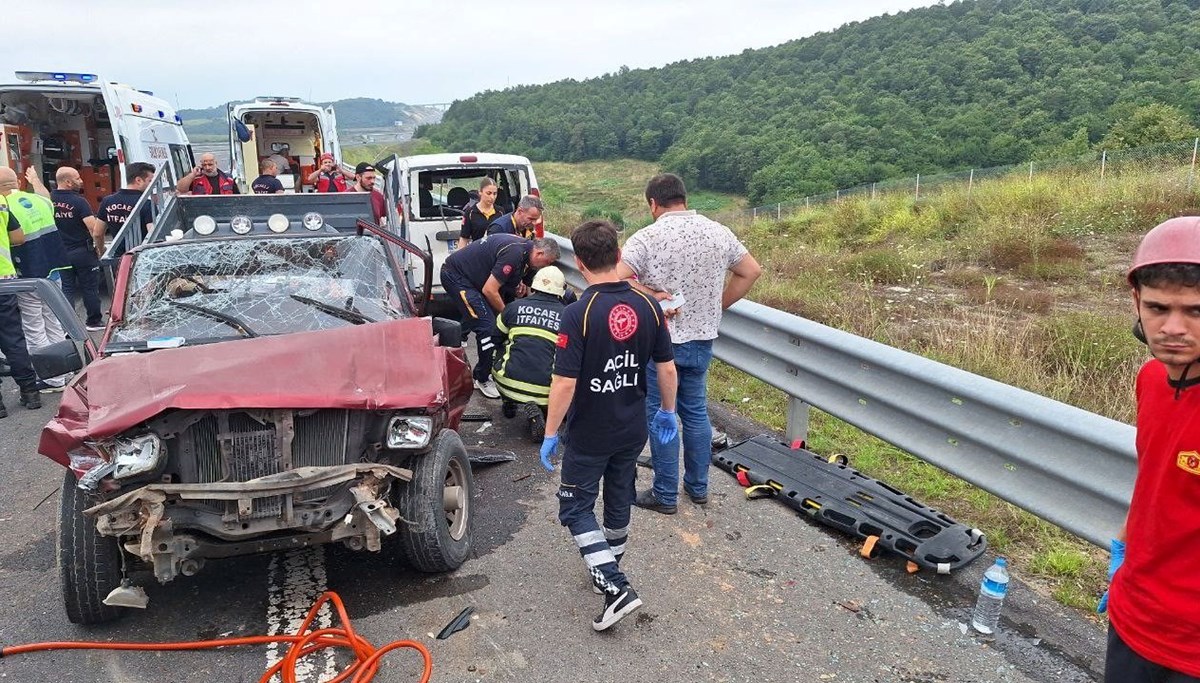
[0,71,192,207]
[378,153,541,304]
[227,97,341,193]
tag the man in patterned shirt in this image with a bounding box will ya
[618,173,761,514]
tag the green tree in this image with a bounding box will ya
[1099,103,1200,149]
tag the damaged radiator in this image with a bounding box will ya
[178,409,352,518]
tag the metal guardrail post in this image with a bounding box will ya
[786,396,810,445]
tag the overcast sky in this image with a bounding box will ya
[4,0,938,110]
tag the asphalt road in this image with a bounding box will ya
[0,374,1107,682]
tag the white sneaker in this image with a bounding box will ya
[473,379,500,399]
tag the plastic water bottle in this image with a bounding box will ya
[971,557,1009,634]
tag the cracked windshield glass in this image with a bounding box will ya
[111,236,407,345]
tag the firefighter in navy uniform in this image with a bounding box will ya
[440,234,561,399]
[540,219,678,632]
[491,266,568,437]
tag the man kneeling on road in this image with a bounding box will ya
[1100,215,1200,682]
[440,233,560,398]
[491,265,569,410]
[539,219,678,631]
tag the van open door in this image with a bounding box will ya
[99,80,189,186]
[227,103,245,189]
[324,105,340,161]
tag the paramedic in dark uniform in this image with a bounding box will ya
[539,219,678,632]
[490,265,568,408]
[440,234,560,399]
[486,195,543,240]
[176,153,239,195]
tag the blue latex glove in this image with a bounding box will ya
[539,434,560,472]
[1097,538,1126,613]
[652,409,678,445]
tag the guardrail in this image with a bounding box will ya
[548,234,1136,548]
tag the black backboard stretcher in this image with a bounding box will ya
[713,435,987,573]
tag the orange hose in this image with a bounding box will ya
[0,591,432,683]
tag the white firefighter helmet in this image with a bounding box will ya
[531,265,566,297]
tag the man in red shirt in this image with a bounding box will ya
[1103,215,1200,681]
[352,162,387,226]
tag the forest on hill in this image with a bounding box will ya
[420,0,1200,203]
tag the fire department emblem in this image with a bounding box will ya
[608,304,638,341]
[1178,451,1200,476]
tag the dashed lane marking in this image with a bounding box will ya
[265,547,337,681]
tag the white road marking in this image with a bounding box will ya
[265,546,338,681]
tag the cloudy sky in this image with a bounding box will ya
[4,0,937,109]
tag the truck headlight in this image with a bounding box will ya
[386,416,433,449]
[103,433,165,480]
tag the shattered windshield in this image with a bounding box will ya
[110,236,410,347]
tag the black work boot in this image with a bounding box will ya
[19,390,41,410]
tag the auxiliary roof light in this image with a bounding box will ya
[267,214,290,233]
[230,215,253,235]
[302,212,325,231]
[192,215,216,235]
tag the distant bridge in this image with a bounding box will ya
[411,102,453,112]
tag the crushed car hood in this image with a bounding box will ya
[41,317,462,464]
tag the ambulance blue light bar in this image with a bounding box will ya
[15,71,98,84]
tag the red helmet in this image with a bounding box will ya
[1127,216,1200,285]
[319,153,335,162]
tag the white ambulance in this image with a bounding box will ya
[227,97,341,193]
[0,71,192,208]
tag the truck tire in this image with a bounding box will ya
[57,470,125,624]
[395,430,474,572]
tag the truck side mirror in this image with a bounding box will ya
[31,339,85,379]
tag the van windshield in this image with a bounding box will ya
[413,167,527,219]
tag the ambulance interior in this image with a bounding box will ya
[0,88,119,210]
[236,109,327,192]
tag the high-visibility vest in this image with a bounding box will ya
[0,196,15,277]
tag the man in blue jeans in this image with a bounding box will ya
[618,173,762,514]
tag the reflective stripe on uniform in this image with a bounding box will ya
[459,290,478,319]
[0,198,15,277]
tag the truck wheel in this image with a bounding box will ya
[57,470,125,625]
[523,402,545,442]
[395,430,474,572]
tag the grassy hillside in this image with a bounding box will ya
[536,156,1200,612]
[422,0,1200,204]
[535,159,745,236]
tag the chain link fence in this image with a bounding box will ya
[722,138,1200,224]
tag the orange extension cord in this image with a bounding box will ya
[0,591,432,683]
